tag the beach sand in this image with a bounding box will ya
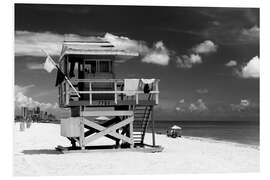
[13,123,259,176]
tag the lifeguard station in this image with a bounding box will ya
[57,40,162,152]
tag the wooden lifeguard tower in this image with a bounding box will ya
[57,40,162,152]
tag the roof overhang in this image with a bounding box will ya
[59,41,139,62]
[63,49,139,57]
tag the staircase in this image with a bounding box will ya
[133,105,152,146]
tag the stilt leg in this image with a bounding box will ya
[115,128,120,148]
[151,106,156,146]
[80,106,85,150]
[129,119,134,149]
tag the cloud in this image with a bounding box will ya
[192,40,217,54]
[212,21,220,26]
[188,99,208,112]
[26,63,44,70]
[238,56,259,78]
[176,54,202,68]
[15,84,35,94]
[103,33,170,66]
[141,41,170,66]
[179,99,185,103]
[176,40,217,69]
[15,31,101,56]
[239,25,259,43]
[230,99,251,112]
[225,60,237,67]
[15,84,58,110]
[15,31,62,56]
[196,88,209,94]
[15,31,170,66]
[240,99,250,107]
[102,33,149,54]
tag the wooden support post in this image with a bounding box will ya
[65,82,69,105]
[136,93,139,104]
[80,106,85,150]
[129,117,134,149]
[151,106,156,146]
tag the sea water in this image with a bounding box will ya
[150,121,259,147]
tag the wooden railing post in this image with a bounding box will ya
[89,82,92,105]
[114,80,117,104]
[151,106,156,146]
[155,81,159,104]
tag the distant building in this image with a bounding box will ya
[16,106,57,123]
[36,106,40,114]
[21,107,28,119]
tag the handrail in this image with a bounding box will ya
[62,78,160,105]
[70,79,160,83]
[69,90,160,94]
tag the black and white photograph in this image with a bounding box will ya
[11,1,262,176]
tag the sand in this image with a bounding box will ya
[13,123,259,176]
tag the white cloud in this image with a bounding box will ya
[15,84,58,110]
[15,84,35,94]
[230,99,251,112]
[176,54,202,68]
[15,31,62,56]
[141,41,170,66]
[189,103,197,112]
[26,63,44,70]
[179,99,185,103]
[189,99,208,112]
[15,31,171,66]
[240,25,259,42]
[225,60,237,67]
[196,88,209,94]
[176,40,217,69]
[103,33,170,66]
[102,33,149,54]
[239,56,259,78]
[192,40,217,54]
[15,31,101,57]
[240,99,250,107]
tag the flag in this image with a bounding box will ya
[43,56,56,73]
[55,67,66,86]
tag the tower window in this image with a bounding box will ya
[99,60,111,73]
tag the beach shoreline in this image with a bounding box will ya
[14,123,259,175]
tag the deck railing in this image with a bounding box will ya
[59,79,160,106]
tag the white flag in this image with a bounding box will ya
[43,56,56,73]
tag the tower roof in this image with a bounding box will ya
[59,41,139,60]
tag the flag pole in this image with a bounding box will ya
[41,49,81,98]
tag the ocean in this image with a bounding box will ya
[149,121,259,147]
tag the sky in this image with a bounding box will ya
[14,4,259,121]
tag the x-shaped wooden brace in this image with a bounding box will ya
[83,116,134,145]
